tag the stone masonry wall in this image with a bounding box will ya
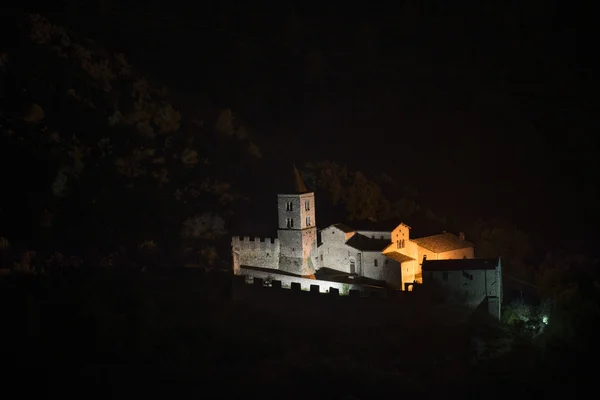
[231,236,280,273]
[424,265,502,319]
[319,226,355,274]
[237,267,380,294]
[361,250,401,288]
[277,193,315,231]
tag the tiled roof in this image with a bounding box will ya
[331,223,355,233]
[385,251,415,264]
[422,258,500,271]
[346,233,390,252]
[412,233,474,253]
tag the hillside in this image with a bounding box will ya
[1,13,265,269]
[1,10,600,396]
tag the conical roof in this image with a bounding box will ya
[282,164,309,194]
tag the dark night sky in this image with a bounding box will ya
[13,1,599,248]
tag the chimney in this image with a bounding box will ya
[459,232,465,241]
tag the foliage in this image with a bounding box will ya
[0,13,262,269]
[341,283,350,296]
[304,160,600,355]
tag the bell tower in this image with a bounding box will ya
[277,165,318,278]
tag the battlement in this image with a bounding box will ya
[233,273,396,298]
[236,266,391,297]
[232,236,280,248]
[231,236,281,270]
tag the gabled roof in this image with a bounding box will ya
[385,251,415,264]
[412,233,474,253]
[346,233,390,252]
[331,223,355,233]
[422,258,500,271]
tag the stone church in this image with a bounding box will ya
[232,166,478,290]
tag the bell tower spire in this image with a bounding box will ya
[277,164,317,278]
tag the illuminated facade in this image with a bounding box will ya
[231,166,318,278]
[232,166,475,289]
[317,222,475,290]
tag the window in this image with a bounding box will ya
[384,259,389,265]
[286,218,294,228]
[305,200,310,211]
[443,271,448,281]
[374,259,378,267]
[397,240,400,249]
[306,216,311,226]
[320,254,323,261]
[286,201,293,211]
[401,239,405,248]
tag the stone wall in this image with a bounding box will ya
[361,250,401,287]
[231,236,281,273]
[423,265,502,319]
[277,193,316,231]
[277,227,318,276]
[487,296,501,320]
[237,267,386,295]
[319,226,357,274]
[391,224,411,247]
[384,239,420,288]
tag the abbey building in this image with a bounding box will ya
[232,166,478,290]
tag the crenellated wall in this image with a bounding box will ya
[236,267,387,296]
[231,236,281,273]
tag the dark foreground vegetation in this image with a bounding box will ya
[1,7,597,398]
[1,268,596,398]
